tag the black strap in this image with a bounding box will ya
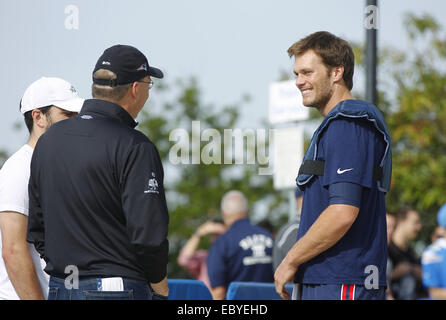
[299,160,382,181]
[373,166,383,181]
[298,160,325,176]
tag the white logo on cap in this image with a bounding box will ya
[102,61,111,65]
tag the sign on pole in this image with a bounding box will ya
[268,80,308,190]
[268,80,309,124]
[272,126,304,190]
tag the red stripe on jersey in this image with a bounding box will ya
[349,285,355,300]
[341,284,347,300]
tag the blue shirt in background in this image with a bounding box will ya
[207,218,274,288]
[422,238,446,290]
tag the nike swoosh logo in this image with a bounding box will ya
[337,168,354,174]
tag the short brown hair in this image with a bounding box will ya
[288,31,355,90]
[92,69,132,101]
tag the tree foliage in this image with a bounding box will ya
[377,13,446,239]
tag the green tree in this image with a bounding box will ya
[137,78,287,278]
[385,13,446,240]
[355,13,446,241]
[342,13,446,243]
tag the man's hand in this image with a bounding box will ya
[210,286,226,300]
[274,257,298,300]
[274,204,359,300]
[195,221,226,237]
[150,276,169,299]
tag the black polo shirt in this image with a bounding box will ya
[27,99,169,283]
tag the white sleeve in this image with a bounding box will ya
[0,158,29,216]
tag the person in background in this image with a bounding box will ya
[421,203,446,299]
[257,219,276,239]
[207,190,274,300]
[430,225,445,244]
[389,207,427,299]
[386,212,396,300]
[177,219,226,290]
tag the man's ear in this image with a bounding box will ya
[31,109,48,130]
[332,65,345,83]
[130,82,140,99]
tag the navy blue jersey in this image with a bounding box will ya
[295,117,388,286]
[207,218,274,288]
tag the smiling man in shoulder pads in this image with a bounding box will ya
[274,32,392,300]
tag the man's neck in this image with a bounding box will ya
[319,88,354,117]
[27,132,42,149]
[94,97,137,120]
[224,215,247,228]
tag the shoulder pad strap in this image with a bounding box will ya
[298,160,325,176]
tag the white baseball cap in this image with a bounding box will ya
[20,77,84,114]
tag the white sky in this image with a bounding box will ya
[1,0,445,154]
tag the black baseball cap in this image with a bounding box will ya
[92,44,164,87]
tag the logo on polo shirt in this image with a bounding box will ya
[239,234,273,266]
[144,172,159,194]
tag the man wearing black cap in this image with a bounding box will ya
[27,45,169,300]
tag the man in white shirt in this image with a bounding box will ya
[0,77,83,299]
